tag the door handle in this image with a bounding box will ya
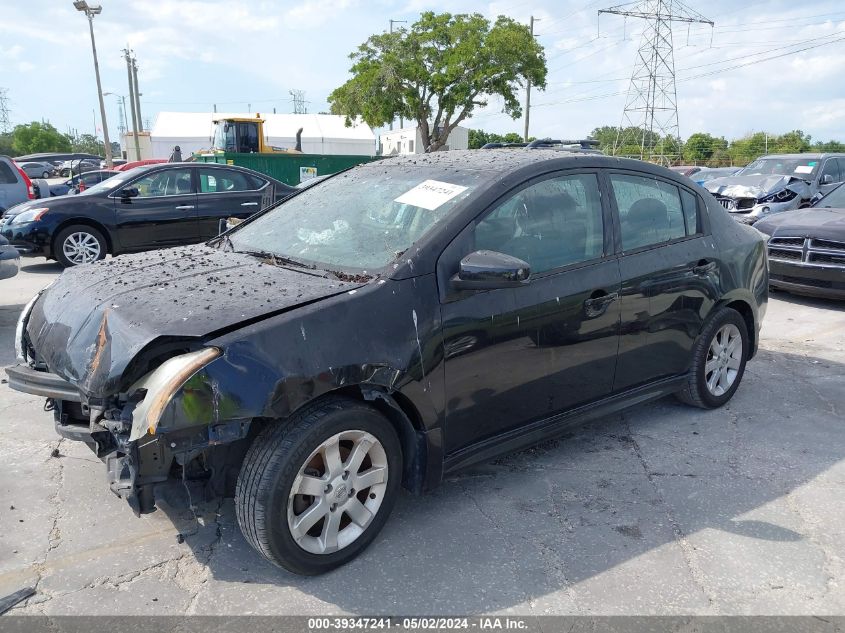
[584,291,618,317]
[175,205,195,210]
[692,260,717,275]
[240,202,258,207]
[584,292,618,309]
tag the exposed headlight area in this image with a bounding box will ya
[758,189,797,204]
[127,347,223,441]
[14,292,42,363]
[9,207,49,225]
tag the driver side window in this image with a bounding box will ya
[471,173,605,274]
[132,169,193,197]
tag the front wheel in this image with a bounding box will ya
[236,396,402,575]
[676,307,749,409]
[54,224,107,267]
[42,171,50,178]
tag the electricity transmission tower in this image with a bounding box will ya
[290,89,307,114]
[598,0,713,164]
[0,88,11,134]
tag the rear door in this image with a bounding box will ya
[114,167,199,251]
[195,167,269,239]
[439,170,621,454]
[608,171,722,392]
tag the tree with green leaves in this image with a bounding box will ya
[683,132,727,163]
[329,12,547,153]
[67,132,105,156]
[12,121,71,155]
[468,129,526,149]
[0,133,14,156]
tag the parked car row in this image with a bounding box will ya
[0,162,294,267]
[671,155,845,300]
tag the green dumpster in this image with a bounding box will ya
[194,152,380,186]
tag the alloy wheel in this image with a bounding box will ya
[287,430,388,555]
[62,231,101,265]
[704,323,743,397]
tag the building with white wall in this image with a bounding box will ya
[379,125,469,155]
[148,112,376,159]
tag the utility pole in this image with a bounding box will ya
[599,0,713,165]
[524,16,538,142]
[74,1,113,168]
[123,48,141,160]
[0,88,10,134]
[131,56,143,131]
[389,19,407,131]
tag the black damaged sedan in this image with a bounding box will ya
[7,151,767,574]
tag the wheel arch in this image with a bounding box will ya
[273,384,435,495]
[51,218,114,256]
[711,295,758,359]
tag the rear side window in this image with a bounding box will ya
[680,189,700,235]
[199,168,252,193]
[610,174,687,250]
[0,161,18,184]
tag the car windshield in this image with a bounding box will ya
[227,164,488,270]
[739,157,819,180]
[814,183,845,208]
[78,172,131,195]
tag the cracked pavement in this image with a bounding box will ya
[1,258,844,615]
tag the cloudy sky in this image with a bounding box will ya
[1,0,844,144]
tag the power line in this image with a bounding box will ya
[290,89,307,114]
[0,88,10,134]
[599,0,714,164]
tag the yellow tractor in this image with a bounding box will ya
[207,115,302,154]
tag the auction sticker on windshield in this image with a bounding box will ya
[394,179,469,210]
[795,165,814,174]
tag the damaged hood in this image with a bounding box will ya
[755,207,845,241]
[704,174,811,199]
[25,245,361,397]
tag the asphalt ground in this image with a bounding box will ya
[0,257,843,615]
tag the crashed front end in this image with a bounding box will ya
[4,245,366,515]
[8,295,245,514]
[706,175,811,225]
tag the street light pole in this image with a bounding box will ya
[74,1,113,169]
[388,19,407,131]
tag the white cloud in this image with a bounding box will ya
[285,0,359,28]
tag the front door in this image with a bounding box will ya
[607,171,722,392]
[439,171,621,454]
[115,167,199,251]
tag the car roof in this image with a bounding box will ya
[360,149,674,177]
[755,153,845,160]
[122,161,286,184]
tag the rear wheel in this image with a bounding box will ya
[236,396,402,575]
[676,307,749,409]
[42,171,50,178]
[54,224,107,267]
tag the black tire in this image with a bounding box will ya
[236,396,402,575]
[676,307,749,409]
[53,224,107,268]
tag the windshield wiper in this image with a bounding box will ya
[213,234,234,252]
[236,249,315,269]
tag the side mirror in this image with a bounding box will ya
[822,174,834,185]
[120,186,139,200]
[450,250,530,291]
